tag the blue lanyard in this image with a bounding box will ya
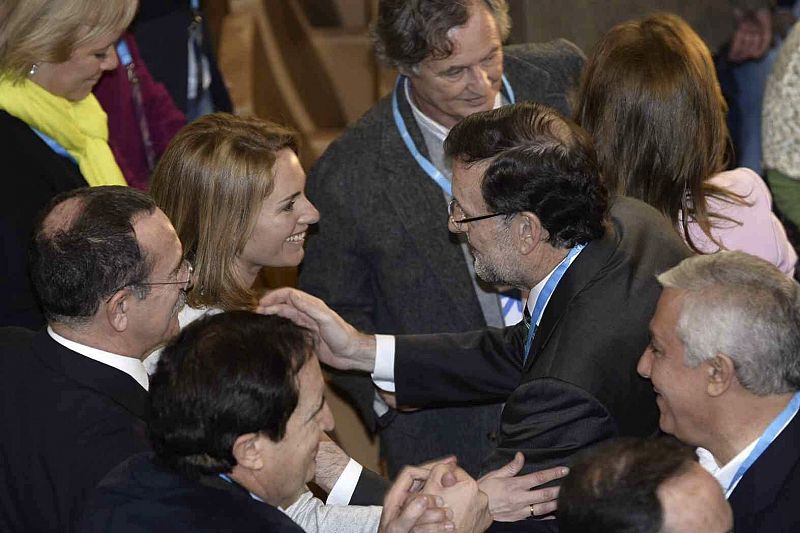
[190,0,200,10]
[218,473,266,503]
[116,40,132,67]
[31,128,76,163]
[726,391,800,496]
[116,39,132,67]
[391,74,516,196]
[523,244,584,362]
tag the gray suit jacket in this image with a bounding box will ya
[299,41,585,477]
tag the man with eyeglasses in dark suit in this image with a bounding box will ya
[0,186,191,533]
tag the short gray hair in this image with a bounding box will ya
[372,0,510,72]
[658,251,800,395]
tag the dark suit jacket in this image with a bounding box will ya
[729,410,800,532]
[0,328,149,532]
[132,0,233,115]
[79,453,303,532]
[394,197,691,475]
[299,41,585,477]
[0,111,88,328]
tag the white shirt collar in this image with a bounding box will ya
[525,249,584,324]
[404,77,505,144]
[697,407,797,497]
[697,440,757,498]
[47,326,149,391]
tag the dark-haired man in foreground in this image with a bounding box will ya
[263,103,691,525]
[81,312,492,533]
[0,186,187,533]
[558,437,732,533]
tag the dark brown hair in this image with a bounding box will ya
[372,0,510,71]
[445,102,608,248]
[559,437,697,533]
[575,13,743,252]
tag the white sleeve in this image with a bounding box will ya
[371,334,396,392]
[282,491,383,533]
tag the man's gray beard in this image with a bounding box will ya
[473,252,525,288]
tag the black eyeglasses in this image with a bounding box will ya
[106,259,194,302]
[448,199,509,231]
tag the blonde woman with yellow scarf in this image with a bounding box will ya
[0,0,137,328]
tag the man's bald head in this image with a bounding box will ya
[30,186,157,326]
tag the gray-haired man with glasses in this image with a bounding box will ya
[0,186,189,532]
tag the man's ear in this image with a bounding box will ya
[232,433,266,471]
[706,353,735,397]
[105,289,130,333]
[515,212,546,255]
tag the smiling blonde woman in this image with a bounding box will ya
[0,0,137,328]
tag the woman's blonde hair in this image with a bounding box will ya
[0,0,138,81]
[575,13,743,252]
[151,113,299,311]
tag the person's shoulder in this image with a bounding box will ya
[316,95,392,158]
[85,454,303,532]
[609,195,672,229]
[0,111,39,148]
[308,94,394,187]
[607,196,691,261]
[505,39,584,63]
[0,327,41,372]
[708,167,769,199]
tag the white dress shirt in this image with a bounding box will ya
[47,326,149,391]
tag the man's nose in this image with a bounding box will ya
[469,66,492,93]
[637,349,652,379]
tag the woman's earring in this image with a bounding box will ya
[28,64,39,77]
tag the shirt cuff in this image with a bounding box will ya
[372,390,390,417]
[371,334,396,392]
[325,459,363,505]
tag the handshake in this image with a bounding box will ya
[379,457,490,533]
[379,453,565,533]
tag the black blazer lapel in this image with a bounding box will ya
[31,330,148,420]
[525,221,619,372]
[729,412,800,520]
[378,82,484,326]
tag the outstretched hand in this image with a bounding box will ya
[258,288,377,372]
[478,452,567,522]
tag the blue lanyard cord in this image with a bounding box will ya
[116,40,133,67]
[501,75,515,105]
[391,74,517,197]
[726,391,800,496]
[523,244,584,362]
[392,77,452,195]
[31,128,76,163]
[219,473,266,503]
[190,0,200,11]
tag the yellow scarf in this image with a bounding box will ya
[0,78,126,186]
